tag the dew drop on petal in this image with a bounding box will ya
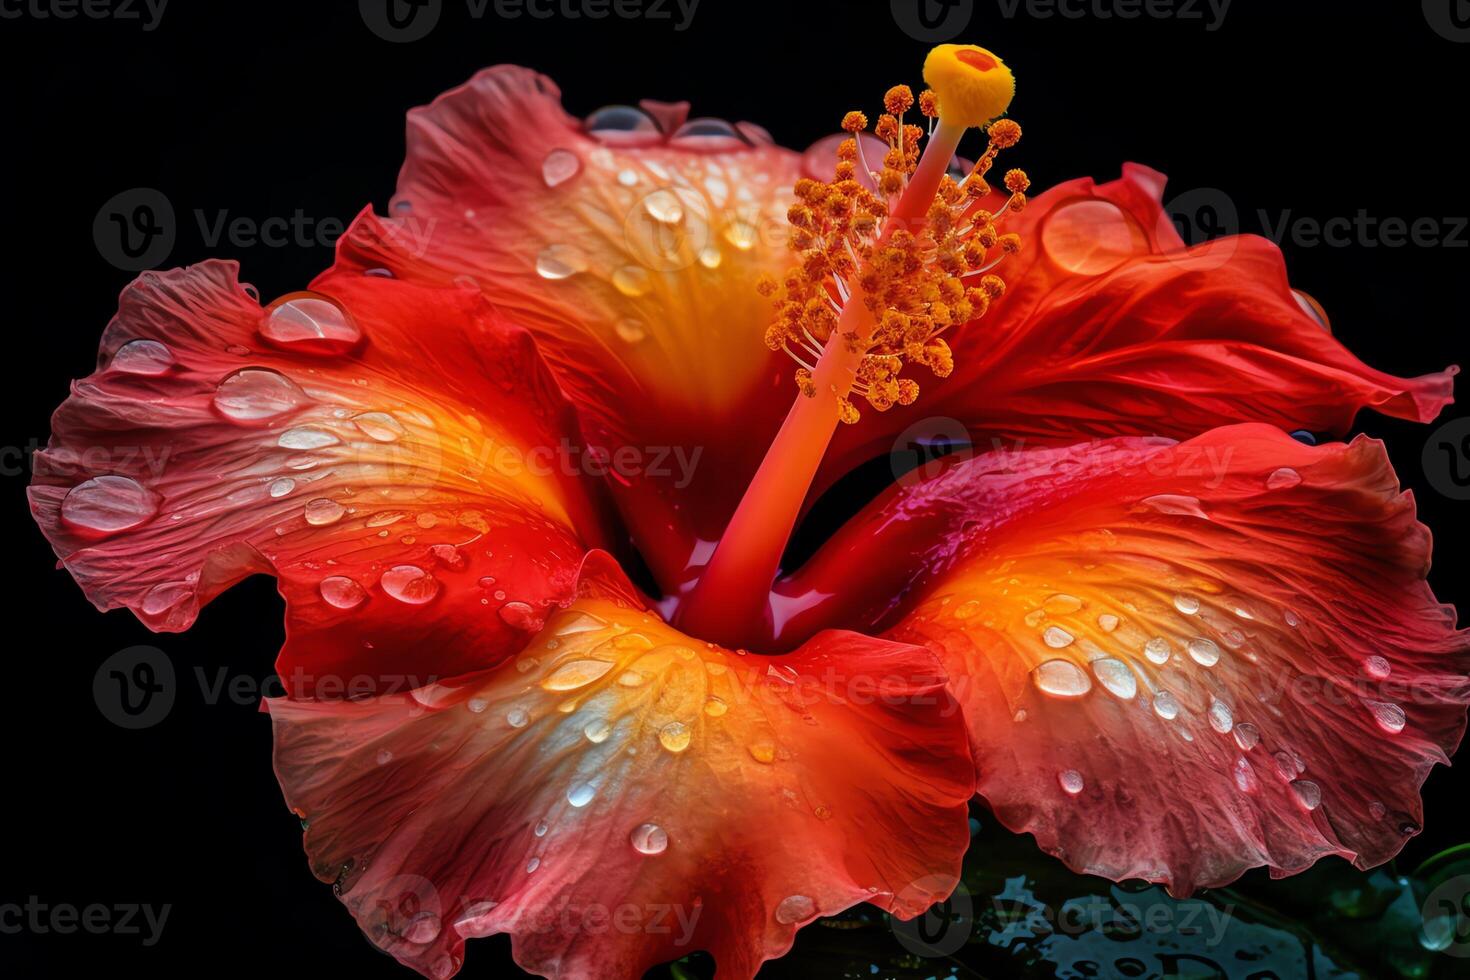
[60,475,159,534]
[566,782,597,808]
[498,601,543,631]
[1365,699,1406,734]
[1040,199,1148,276]
[541,659,615,692]
[1043,626,1075,649]
[1098,614,1120,632]
[1291,779,1322,810]
[1234,757,1259,793]
[304,497,345,526]
[112,339,174,375]
[1266,467,1303,490]
[1208,697,1234,734]
[261,293,361,353]
[380,564,439,604]
[1174,594,1201,615]
[1144,637,1171,665]
[612,265,652,297]
[583,720,611,743]
[1092,658,1137,700]
[268,478,295,498]
[1032,659,1091,698]
[614,318,647,343]
[1057,769,1085,795]
[658,721,692,753]
[642,189,684,224]
[1187,637,1221,667]
[774,895,815,925]
[535,244,589,280]
[541,148,582,188]
[353,412,405,442]
[1043,593,1083,614]
[1365,655,1391,679]
[214,368,307,421]
[277,426,339,450]
[585,105,660,145]
[1153,690,1180,720]
[748,740,776,764]
[1233,722,1261,751]
[507,707,530,729]
[630,823,668,855]
[1143,494,1208,519]
[318,575,367,609]
[703,696,727,717]
[526,857,540,873]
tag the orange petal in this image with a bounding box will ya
[267,556,972,980]
[28,262,610,693]
[790,424,1468,894]
[330,67,802,588]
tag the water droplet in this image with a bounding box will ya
[1233,722,1261,751]
[1058,769,1085,795]
[1043,593,1083,614]
[642,189,684,224]
[583,720,611,743]
[1186,637,1221,667]
[1233,757,1259,793]
[703,696,727,717]
[617,168,640,187]
[1144,637,1171,665]
[567,782,597,808]
[498,601,542,631]
[1364,655,1391,679]
[1365,699,1406,734]
[467,698,489,714]
[1098,613,1119,632]
[1290,779,1322,810]
[697,246,722,268]
[353,412,405,442]
[380,564,439,604]
[541,659,615,692]
[1040,198,1149,275]
[748,741,776,764]
[304,497,345,526]
[533,821,548,837]
[261,293,361,353]
[1173,594,1201,615]
[1266,467,1302,490]
[585,105,660,145]
[658,721,692,753]
[1290,429,1317,446]
[1032,659,1091,698]
[268,478,295,497]
[1284,610,1300,627]
[112,339,174,375]
[630,823,668,855]
[774,894,815,925]
[60,475,159,534]
[535,244,589,280]
[1092,658,1137,699]
[1043,626,1075,648]
[722,218,758,251]
[1153,690,1180,720]
[319,575,367,609]
[614,318,647,343]
[1142,494,1208,519]
[612,265,652,297]
[277,426,339,450]
[1273,750,1304,781]
[541,148,582,187]
[1208,698,1234,733]
[670,117,747,151]
[526,857,540,873]
[507,707,530,729]
[214,368,307,421]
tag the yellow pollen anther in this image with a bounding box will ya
[841,110,868,133]
[923,44,1015,129]
[918,89,939,118]
[884,85,915,115]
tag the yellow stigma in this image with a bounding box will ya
[923,44,1014,129]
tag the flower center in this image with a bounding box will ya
[675,43,1029,647]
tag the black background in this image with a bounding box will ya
[2,1,1467,977]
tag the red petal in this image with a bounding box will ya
[331,67,802,589]
[28,262,609,693]
[267,555,972,979]
[789,424,1468,894]
[819,165,1456,495]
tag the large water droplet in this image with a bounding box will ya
[642,189,684,224]
[353,412,405,443]
[1092,658,1137,699]
[1365,699,1406,734]
[1043,593,1083,614]
[1032,659,1091,698]
[630,822,668,855]
[268,478,295,497]
[541,659,615,692]
[213,368,306,421]
[658,721,692,753]
[585,105,661,145]
[774,894,815,925]
[583,719,611,743]
[535,244,589,280]
[1040,198,1148,276]
[1058,769,1085,795]
[541,148,582,188]
[1042,626,1075,649]
[1144,637,1171,665]
[1173,594,1201,615]
[1097,613,1120,632]
[318,575,367,609]
[669,117,747,151]
[1364,655,1391,679]
[380,564,439,604]
[304,497,345,526]
[1153,690,1180,720]
[1208,697,1234,733]
[111,339,174,375]
[60,475,159,534]
[507,707,530,729]
[1266,467,1303,490]
[277,426,339,450]
[498,601,542,631]
[1186,637,1221,667]
[1233,721,1261,751]
[566,782,597,808]
[261,293,361,353]
[1290,779,1322,810]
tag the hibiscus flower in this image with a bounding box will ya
[28,43,1468,980]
